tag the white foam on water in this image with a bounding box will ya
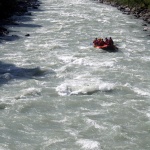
[76,139,100,150]
[141,56,150,62]
[56,54,116,76]
[85,118,107,130]
[65,128,79,138]
[98,82,115,91]
[72,58,115,68]
[42,138,66,149]
[57,55,75,64]
[100,102,115,107]
[79,46,91,50]
[146,113,150,118]
[0,146,7,150]
[15,87,42,99]
[56,80,115,96]
[133,87,150,97]
[70,85,100,95]
[0,73,13,80]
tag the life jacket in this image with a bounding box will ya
[109,38,114,45]
[99,40,105,46]
[93,39,99,45]
[105,38,109,45]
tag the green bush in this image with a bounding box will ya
[112,0,150,8]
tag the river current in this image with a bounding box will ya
[0,0,150,149]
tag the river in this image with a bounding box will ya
[0,0,150,149]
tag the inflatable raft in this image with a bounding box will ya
[94,44,118,52]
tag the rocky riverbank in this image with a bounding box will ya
[95,0,150,31]
[0,0,41,37]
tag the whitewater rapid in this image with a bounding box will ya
[0,0,150,149]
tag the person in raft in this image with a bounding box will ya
[108,37,114,46]
[93,38,99,45]
[105,37,109,45]
[99,39,105,46]
[94,38,106,46]
[93,37,114,46]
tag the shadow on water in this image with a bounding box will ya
[0,61,47,85]
[0,20,42,42]
[17,23,42,28]
[0,35,20,42]
[12,16,34,22]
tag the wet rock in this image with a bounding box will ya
[98,0,103,3]
[0,26,9,36]
[147,19,150,24]
[110,1,118,7]
[142,24,147,26]
[125,7,130,12]
[25,34,30,36]
[143,27,148,31]
[0,103,7,110]
[1,73,13,80]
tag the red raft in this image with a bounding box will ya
[94,44,118,52]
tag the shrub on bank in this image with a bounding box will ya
[109,0,150,9]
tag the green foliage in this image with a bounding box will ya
[111,0,150,8]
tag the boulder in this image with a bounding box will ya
[25,34,30,36]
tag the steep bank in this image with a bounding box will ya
[0,0,41,37]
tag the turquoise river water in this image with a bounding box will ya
[0,0,150,149]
